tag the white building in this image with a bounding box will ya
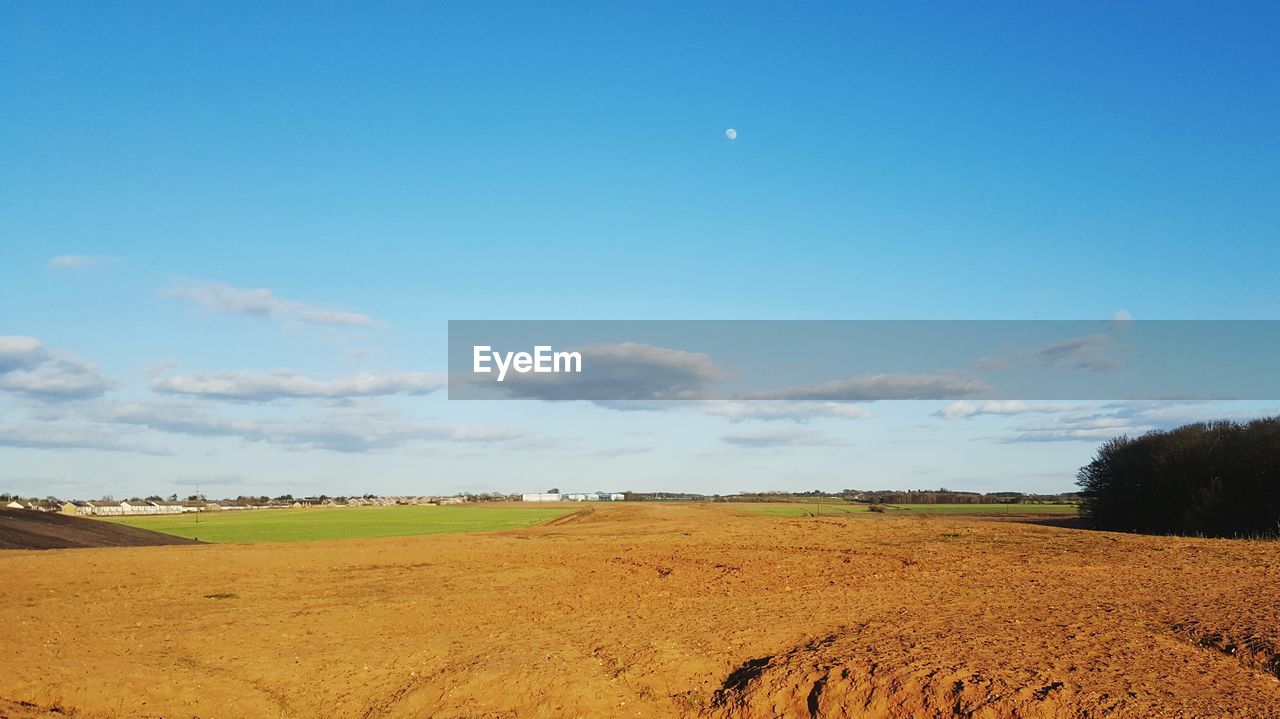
[561,492,626,502]
[83,500,185,516]
[521,493,562,502]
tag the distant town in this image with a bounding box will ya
[1,488,1080,517]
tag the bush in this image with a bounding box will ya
[1077,417,1280,537]
[868,503,887,513]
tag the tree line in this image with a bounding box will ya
[1077,417,1280,538]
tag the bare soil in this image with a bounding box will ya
[0,508,201,550]
[2,503,1278,718]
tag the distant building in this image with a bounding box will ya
[559,492,625,502]
[521,493,562,502]
[79,500,185,516]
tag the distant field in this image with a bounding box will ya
[103,504,575,543]
[747,502,1079,518]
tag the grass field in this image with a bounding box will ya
[103,504,575,543]
[747,502,1079,518]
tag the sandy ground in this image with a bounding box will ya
[2,503,1279,719]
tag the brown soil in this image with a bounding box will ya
[0,508,200,550]
[2,503,1278,718]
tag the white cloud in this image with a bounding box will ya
[0,336,46,372]
[584,399,874,423]
[701,400,874,422]
[48,255,118,269]
[165,280,384,328]
[992,400,1280,443]
[936,400,1084,420]
[1111,309,1133,322]
[1002,416,1136,442]
[972,333,1124,373]
[748,373,990,401]
[0,336,115,401]
[95,400,535,453]
[152,369,445,401]
[0,423,166,454]
[720,429,844,448]
[488,342,725,400]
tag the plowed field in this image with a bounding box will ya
[3,504,1278,718]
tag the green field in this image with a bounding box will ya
[747,502,1079,518]
[103,504,575,543]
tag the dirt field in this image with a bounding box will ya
[3,503,1279,718]
[0,508,201,550]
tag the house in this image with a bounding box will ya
[82,500,185,516]
[86,500,125,516]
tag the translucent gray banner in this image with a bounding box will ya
[448,320,1280,400]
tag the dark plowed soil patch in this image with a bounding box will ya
[0,697,70,718]
[1172,620,1280,681]
[0,508,201,549]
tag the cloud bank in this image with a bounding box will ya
[748,373,990,401]
[152,370,446,401]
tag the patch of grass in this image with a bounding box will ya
[102,505,575,544]
[746,503,1079,518]
[747,503,867,518]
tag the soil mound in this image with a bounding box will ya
[0,508,201,549]
[703,628,1102,719]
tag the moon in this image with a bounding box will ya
[725,128,737,140]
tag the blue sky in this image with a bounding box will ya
[2,2,1278,499]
